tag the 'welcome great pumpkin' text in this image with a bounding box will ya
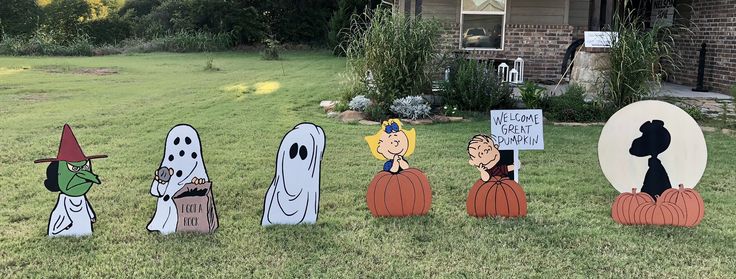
[491,110,544,150]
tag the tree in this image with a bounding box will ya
[0,0,42,36]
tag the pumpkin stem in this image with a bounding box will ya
[655,195,661,204]
[678,184,685,190]
[631,187,637,193]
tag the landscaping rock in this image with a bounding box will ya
[359,120,380,125]
[447,116,464,122]
[320,100,338,112]
[700,126,717,132]
[326,111,339,118]
[402,118,433,125]
[431,115,450,123]
[339,110,364,123]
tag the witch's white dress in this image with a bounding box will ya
[48,193,95,237]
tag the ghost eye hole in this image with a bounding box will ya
[289,143,299,159]
[299,145,308,160]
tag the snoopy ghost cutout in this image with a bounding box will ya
[599,101,707,227]
[35,124,107,237]
[365,119,432,217]
[147,124,218,234]
[261,123,326,226]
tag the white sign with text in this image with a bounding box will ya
[490,109,544,183]
[491,109,544,150]
[584,31,618,48]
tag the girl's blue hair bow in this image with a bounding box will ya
[384,122,399,133]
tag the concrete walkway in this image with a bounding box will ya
[654,82,733,100]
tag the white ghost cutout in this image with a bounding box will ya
[261,123,326,226]
[147,124,208,234]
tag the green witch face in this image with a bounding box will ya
[57,160,100,197]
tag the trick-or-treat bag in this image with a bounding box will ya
[173,182,219,233]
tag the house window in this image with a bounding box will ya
[460,0,506,50]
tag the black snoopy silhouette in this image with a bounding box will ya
[629,120,672,200]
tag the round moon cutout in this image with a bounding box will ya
[598,100,707,194]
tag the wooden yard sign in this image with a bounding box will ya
[490,109,544,183]
[598,100,707,227]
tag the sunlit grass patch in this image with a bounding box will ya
[254,81,280,95]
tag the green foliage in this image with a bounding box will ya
[260,38,281,60]
[679,104,705,121]
[84,16,131,45]
[0,0,42,36]
[333,101,350,113]
[518,81,546,109]
[40,0,92,43]
[328,0,368,56]
[542,84,612,122]
[0,31,93,56]
[203,57,220,71]
[363,103,389,122]
[730,85,736,98]
[604,3,681,109]
[440,57,515,111]
[346,8,442,112]
[119,31,233,53]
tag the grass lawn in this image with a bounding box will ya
[1,51,735,278]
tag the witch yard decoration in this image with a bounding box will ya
[261,123,326,226]
[599,100,707,227]
[364,119,431,217]
[148,124,218,234]
[35,124,107,237]
[465,134,527,218]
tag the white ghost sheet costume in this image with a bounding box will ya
[261,123,326,226]
[147,124,208,234]
[48,194,95,237]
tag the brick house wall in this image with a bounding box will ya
[670,0,736,94]
[441,23,575,81]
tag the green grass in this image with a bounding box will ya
[1,52,735,278]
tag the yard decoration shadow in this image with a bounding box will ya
[466,134,527,218]
[148,124,218,234]
[365,119,432,217]
[599,100,707,227]
[35,124,107,237]
[261,123,326,226]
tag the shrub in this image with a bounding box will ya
[518,81,546,109]
[730,85,736,98]
[440,57,515,111]
[603,3,681,109]
[115,31,232,53]
[543,84,612,122]
[84,16,131,45]
[346,8,442,112]
[348,95,372,111]
[390,96,431,120]
[364,103,389,122]
[261,38,281,60]
[679,104,705,121]
[0,31,93,56]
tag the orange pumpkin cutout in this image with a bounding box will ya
[366,168,432,217]
[633,195,686,226]
[467,176,527,218]
[611,188,653,225]
[660,184,704,227]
